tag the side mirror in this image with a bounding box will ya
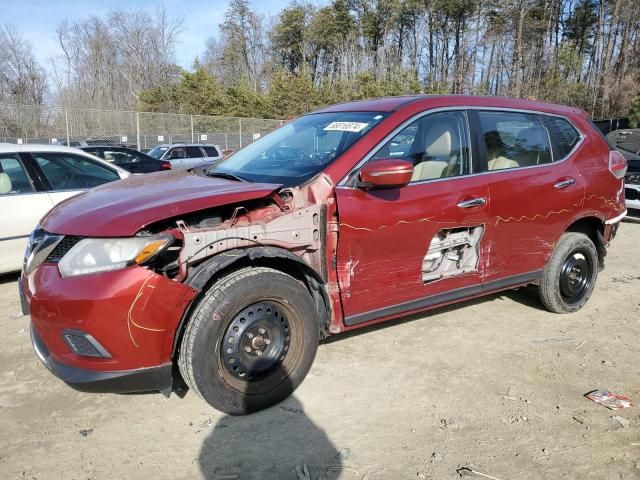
[358,159,413,190]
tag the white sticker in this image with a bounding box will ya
[121,136,128,142]
[200,134,208,141]
[17,138,23,144]
[324,121,368,132]
[157,135,164,142]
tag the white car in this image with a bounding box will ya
[146,143,223,170]
[0,144,130,274]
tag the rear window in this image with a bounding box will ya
[545,117,581,158]
[203,146,219,157]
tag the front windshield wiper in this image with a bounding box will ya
[205,171,248,182]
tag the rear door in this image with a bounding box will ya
[184,146,206,169]
[0,153,54,273]
[335,109,493,325]
[473,110,585,284]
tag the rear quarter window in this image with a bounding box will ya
[203,146,220,157]
[544,116,581,158]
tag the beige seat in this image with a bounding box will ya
[411,122,454,182]
[484,130,519,171]
[488,156,519,170]
[0,173,12,194]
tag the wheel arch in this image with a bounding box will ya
[171,246,331,362]
[564,215,607,269]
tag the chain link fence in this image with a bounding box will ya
[0,104,284,152]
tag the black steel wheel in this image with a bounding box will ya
[221,302,291,381]
[178,266,319,415]
[539,232,598,313]
[558,250,593,304]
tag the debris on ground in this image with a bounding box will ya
[78,429,93,437]
[612,416,631,429]
[294,464,310,480]
[456,466,504,479]
[584,390,633,410]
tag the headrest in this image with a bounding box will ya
[424,122,453,158]
[0,173,12,194]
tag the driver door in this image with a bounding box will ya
[334,109,493,325]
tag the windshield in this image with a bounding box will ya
[206,111,387,187]
[148,146,169,159]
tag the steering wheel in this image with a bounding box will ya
[269,146,306,163]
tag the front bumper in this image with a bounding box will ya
[31,323,173,393]
[23,264,197,393]
[624,182,640,222]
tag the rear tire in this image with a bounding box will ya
[539,232,598,313]
[178,266,319,415]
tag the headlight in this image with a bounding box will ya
[58,235,172,277]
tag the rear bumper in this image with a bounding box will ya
[31,323,172,393]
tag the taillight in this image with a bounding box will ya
[609,151,627,179]
[160,161,172,170]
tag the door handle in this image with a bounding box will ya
[457,197,487,208]
[554,178,575,189]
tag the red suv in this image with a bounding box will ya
[22,96,627,414]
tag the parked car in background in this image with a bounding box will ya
[607,129,640,221]
[22,96,626,415]
[147,143,222,170]
[0,144,129,274]
[80,146,172,174]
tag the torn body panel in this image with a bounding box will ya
[422,226,484,282]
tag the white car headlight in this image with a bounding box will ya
[58,236,172,277]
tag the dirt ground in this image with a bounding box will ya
[1,224,639,480]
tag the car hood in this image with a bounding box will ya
[41,171,281,236]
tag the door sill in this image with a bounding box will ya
[343,270,542,327]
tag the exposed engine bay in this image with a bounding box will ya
[422,226,484,282]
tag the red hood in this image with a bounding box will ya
[42,171,281,236]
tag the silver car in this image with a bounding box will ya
[147,144,223,170]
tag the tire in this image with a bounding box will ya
[538,232,598,314]
[178,266,319,415]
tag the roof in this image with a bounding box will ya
[0,143,97,154]
[152,143,220,148]
[313,95,587,117]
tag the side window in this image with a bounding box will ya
[203,146,220,157]
[371,110,471,182]
[544,116,581,158]
[103,150,139,165]
[168,147,185,159]
[33,153,120,191]
[185,146,204,158]
[478,111,552,170]
[0,155,34,194]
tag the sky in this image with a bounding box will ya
[5,0,326,71]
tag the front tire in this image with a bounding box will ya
[538,232,598,313]
[178,266,319,415]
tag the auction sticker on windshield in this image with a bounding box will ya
[324,121,369,132]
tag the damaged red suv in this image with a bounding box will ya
[22,96,627,414]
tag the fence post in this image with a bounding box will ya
[136,112,141,150]
[191,115,194,143]
[64,109,70,145]
[225,133,228,151]
[239,118,242,148]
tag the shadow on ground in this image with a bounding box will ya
[198,396,341,480]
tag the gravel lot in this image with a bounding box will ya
[1,223,639,480]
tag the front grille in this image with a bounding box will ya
[625,188,639,201]
[626,173,640,184]
[46,236,82,262]
[627,208,640,219]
